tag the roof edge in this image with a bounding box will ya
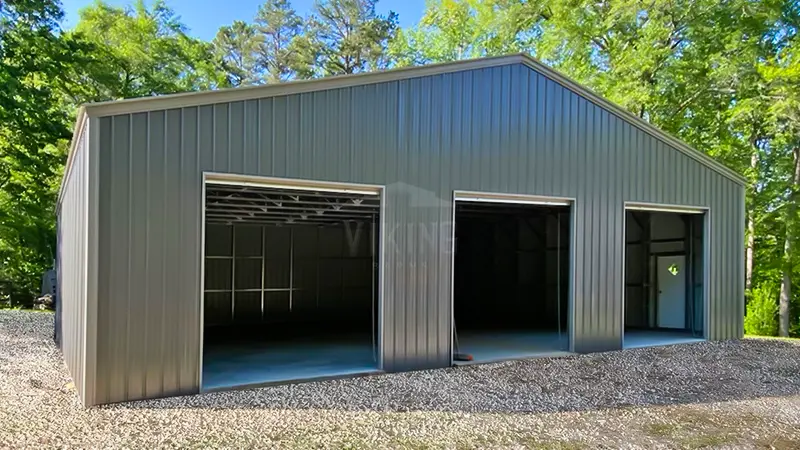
[82,54,526,117]
[517,55,746,186]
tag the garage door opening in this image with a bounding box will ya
[201,179,381,391]
[452,197,572,364]
[623,208,705,349]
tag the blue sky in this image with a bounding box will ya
[61,0,426,41]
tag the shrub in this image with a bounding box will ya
[744,284,779,336]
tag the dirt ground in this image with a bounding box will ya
[1,310,800,449]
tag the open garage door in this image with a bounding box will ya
[452,192,573,364]
[623,204,706,349]
[201,176,382,391]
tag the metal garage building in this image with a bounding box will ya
[58,53,745,406]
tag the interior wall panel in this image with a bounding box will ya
[92,62,745,404]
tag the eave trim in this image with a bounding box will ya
[82,54,525,117]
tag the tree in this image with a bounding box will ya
[0,0,232,305]
[389,0,542,65]
[0,0,81,304]
[390,0,481,64]
[72,0,228,101]
[213,20,263,86]
[761,29,800,336]
[297,0,398,77]
[255,0,303,82]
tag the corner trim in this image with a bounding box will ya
[83,116,100,406]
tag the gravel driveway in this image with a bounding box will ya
[2,310,800,449]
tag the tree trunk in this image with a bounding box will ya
[779,147,800,337]
[746,150,757,294]
[746,216,755,292]
[780,238,791,337]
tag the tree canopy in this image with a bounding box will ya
[1,0,799,336]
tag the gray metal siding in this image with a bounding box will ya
[94,62,744,404]
[57,121,89,404]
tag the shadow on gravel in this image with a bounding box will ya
[111,339,800,414]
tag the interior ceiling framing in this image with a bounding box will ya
[455,201,570,217]
[206,183,380,226]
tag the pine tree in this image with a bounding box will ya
[255,0,303,82]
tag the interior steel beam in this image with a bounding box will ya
[205,182,379,196]
[206,196,380,209]
[206,218,349,224]
[206,190,381,202]
[454,190,572,205]
[206,209,376,217]
[206,200,379,215]
[205,210,377,219]
[205,214,376,224]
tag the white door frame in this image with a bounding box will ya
[199,172,386,391]
[449,190,576,365]
[621,201,710,348]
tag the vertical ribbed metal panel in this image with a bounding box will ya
[57,121,89,404]
[93,62,745,403]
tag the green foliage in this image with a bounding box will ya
[210,0,397,81]
[255,0,303,82]
[3,0,800,332]
[0,0,229,304]
[213,21,262,87]
[71,0,228,100]
[0,0,77,305]
[389,0,537,65]
[298,0,398,76]
[745,284,779,336]
[210,0,306,85]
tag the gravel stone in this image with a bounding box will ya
[2,309,800,449]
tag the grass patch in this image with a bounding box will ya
[755,437,800,450]
[651,410,746,449]
[679,433,734,449]
[457,433,587,450]
[672,410,720,428]
[644,422,679,437]
[744,334,799,341]
[514,435,587,450]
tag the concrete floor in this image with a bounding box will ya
[454,330,571,365]
[623,329,704,349]
[202,334,378,391]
